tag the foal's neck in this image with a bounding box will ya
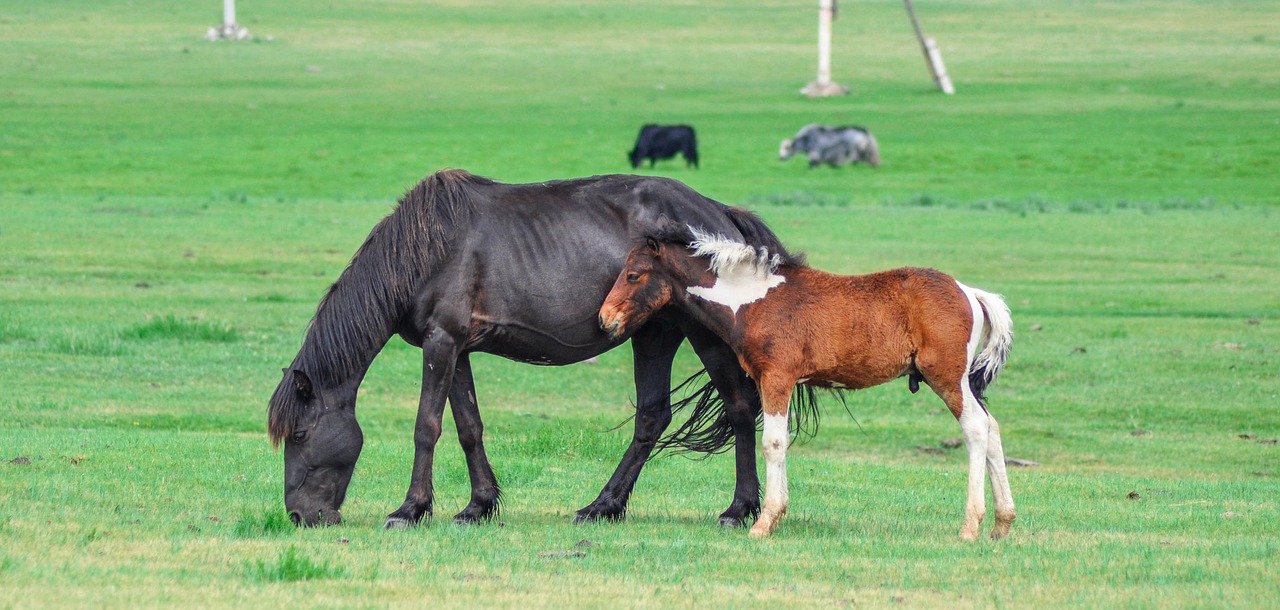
[678,263,788,349]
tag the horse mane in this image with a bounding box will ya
[650,222,805,276]
[268,169,488,446]
[689,227,786,277]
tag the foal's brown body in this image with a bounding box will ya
[734,267,973,413]
[600,231,1016,540]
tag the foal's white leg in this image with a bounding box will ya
[957,386,990,541]
[985,414,1016,538]
[750,409,790,539]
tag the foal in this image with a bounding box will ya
[599,227,1016,540]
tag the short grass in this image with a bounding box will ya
[2,1,1279,608]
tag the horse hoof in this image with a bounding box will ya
[572,511,606,525]
[718,516,746,529]
[384,517,412,530]
[748,525,771,539]
[573,506,625,524]
[453,512,488,526]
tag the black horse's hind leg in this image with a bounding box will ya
[574,320,684,523]
[682,323,762,528]
[448,354,501,524]
[386,330,459,529]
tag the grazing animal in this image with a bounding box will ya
[268,170,796,530]
[629,124,699,169]
[599,225,1015,540]
[779,124,880,169]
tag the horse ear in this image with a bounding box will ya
[645,236,661,253]
[292,369,315,401]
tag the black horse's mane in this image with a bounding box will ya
[268,169,489,445]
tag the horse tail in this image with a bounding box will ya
[966,287,1013,403]
[653,369,822,458]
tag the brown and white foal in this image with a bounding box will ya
[599,227,1016,540]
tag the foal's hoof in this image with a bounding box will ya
[748,524,772,539]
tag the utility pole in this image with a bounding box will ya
[801,0,850,97]
[206,0,252,41]
[903,0,954,94]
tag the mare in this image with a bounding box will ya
[599,225,1016,540]
[267,170,796,529]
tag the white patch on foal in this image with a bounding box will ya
[686,227,785,315]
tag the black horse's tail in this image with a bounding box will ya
[653,369,825,457]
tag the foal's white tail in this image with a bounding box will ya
[966,287,1013,401]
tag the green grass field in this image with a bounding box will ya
[2,1,1278,607]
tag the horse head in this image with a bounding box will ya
[269,368,363,527]
[600,236,679,340]
[778,138,795,160]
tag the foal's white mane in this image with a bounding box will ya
[688,226,783,278]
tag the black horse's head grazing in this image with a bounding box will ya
[270,368,363,526]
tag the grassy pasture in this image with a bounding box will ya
[2,0,1279,608]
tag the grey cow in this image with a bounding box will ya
[779,124,880,169]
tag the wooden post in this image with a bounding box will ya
[801,0,850,97]
[903,0,954,94]
[224,0,236,28]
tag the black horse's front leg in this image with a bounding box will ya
[574,321,684,523]
[682,323,762,528]
[386,331,459,529]
[447,353,501,524]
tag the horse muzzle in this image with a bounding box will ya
[598,308,627,341]
[288,506,343,527]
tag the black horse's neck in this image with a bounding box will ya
[295,170,481,389]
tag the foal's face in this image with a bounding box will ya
[599,240,675,340]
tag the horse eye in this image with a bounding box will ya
[626,272,641,283]
[292,430,308,443]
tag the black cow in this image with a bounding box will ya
[628,124,699,169]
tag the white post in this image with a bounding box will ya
[816,0,833,85]
[207,0,251,41]
[801,0,849,97]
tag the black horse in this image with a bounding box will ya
[267,169,795,529]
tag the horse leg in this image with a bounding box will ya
[574,320,683,523]
[922,370,993,542]
[682,323,762,528]
[750,376,793,539]
[448,354,501,524]
[985,411,1016,539]
[385,330,459,529]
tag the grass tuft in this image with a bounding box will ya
[49,333,128,357]
[745,190,848,208]
[233,508,294,538]
[250,547,343,582]
[121,315,239,343]
[884,194,1224,214]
